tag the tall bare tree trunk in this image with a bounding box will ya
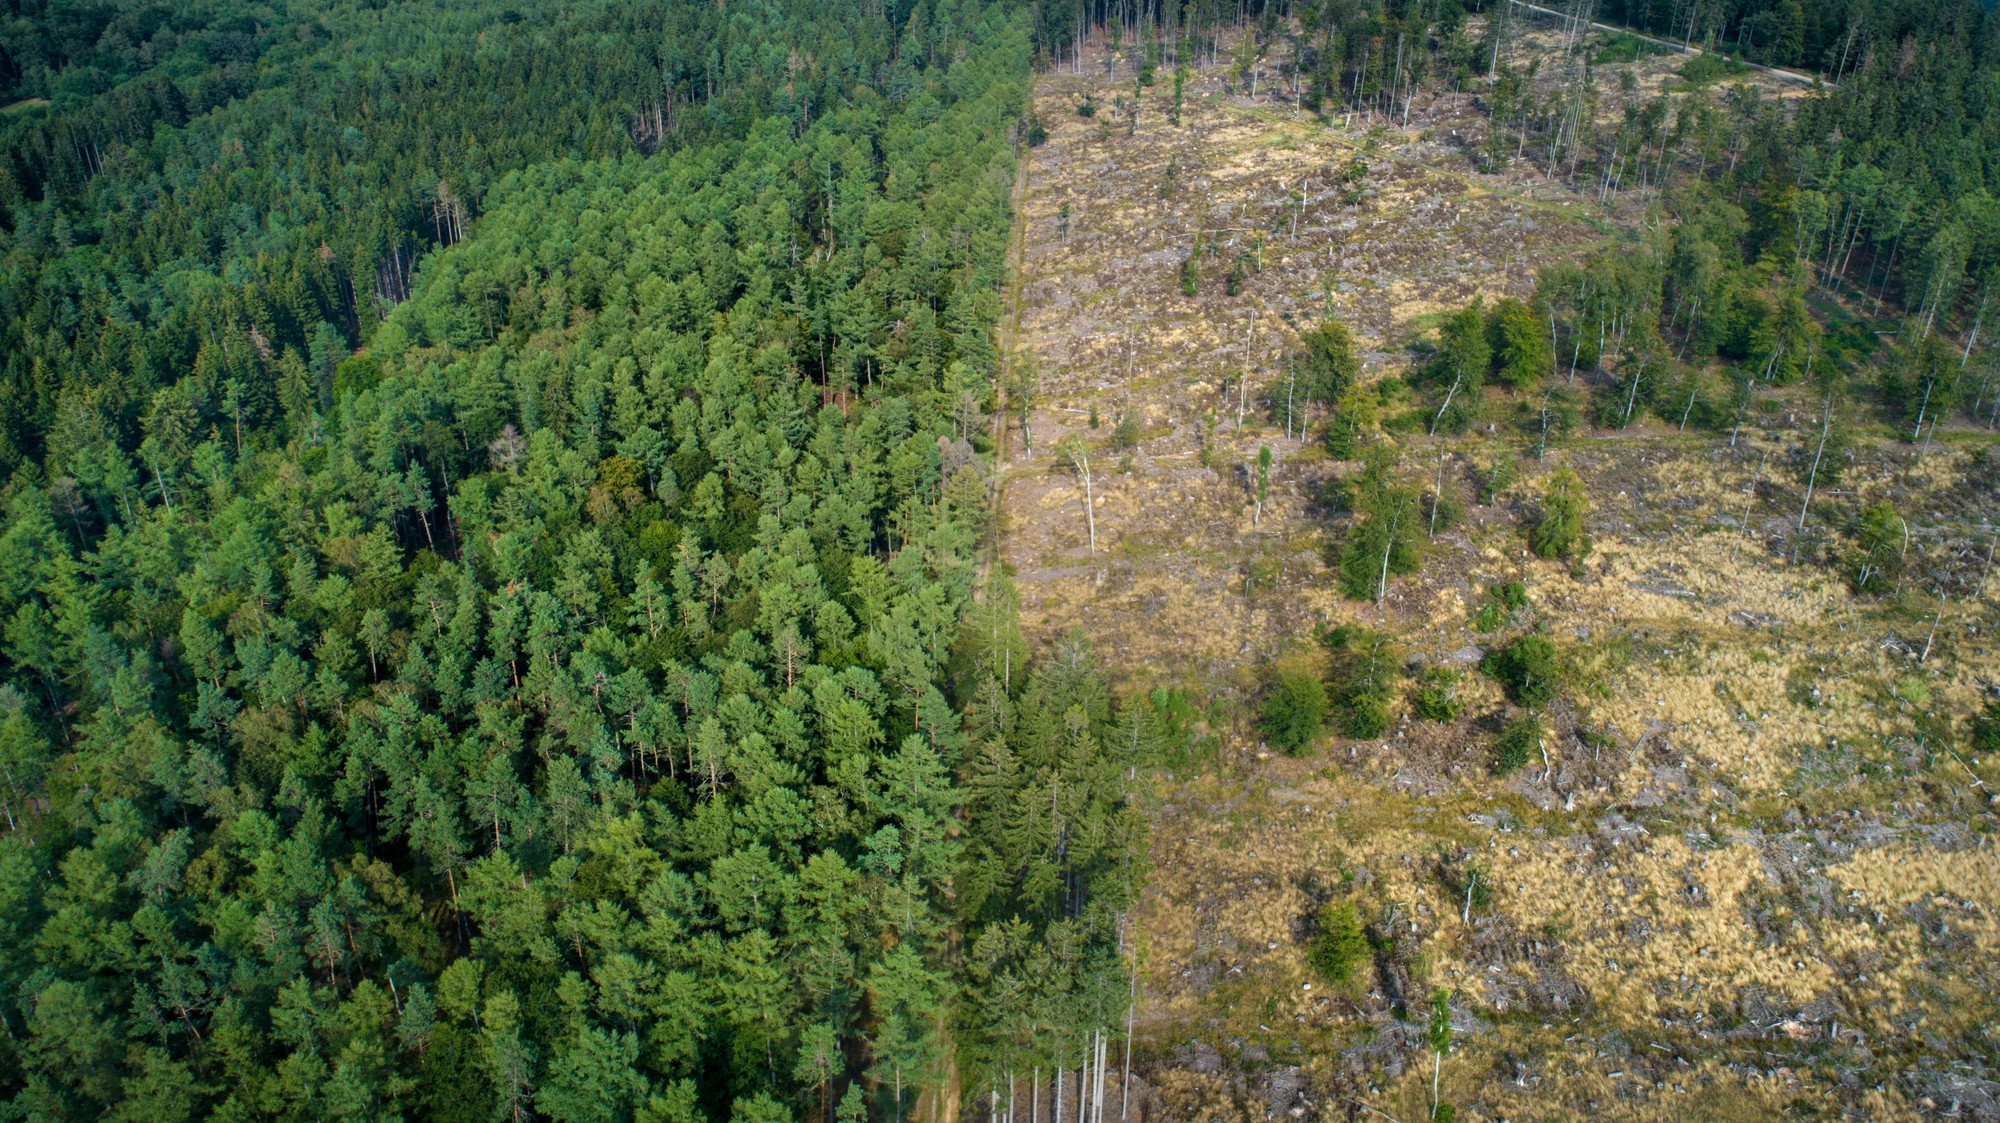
[1378,500,1404,606]
[1797,389,1835,532]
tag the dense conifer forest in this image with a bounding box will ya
[1,0,1998,1120]
[0,1,1158,1118]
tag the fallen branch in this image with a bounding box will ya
[1946,749,1987,791]
[1343,1098,1410,1123]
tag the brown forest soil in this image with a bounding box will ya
[996,22,2000,1123]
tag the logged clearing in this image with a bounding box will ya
[996,24,2000,1123]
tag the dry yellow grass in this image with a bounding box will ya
[1001,20,2000,1123]
[1485,837,1835,1014]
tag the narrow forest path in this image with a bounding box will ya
[1509,0,1830,87]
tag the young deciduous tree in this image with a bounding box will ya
[1325,625,1401,738]
[1850,501,1908,594]
[1428,989,1455,1121]
[1338,449,1425,602]
[1057,435,1097,556]
[1430,304,1490,434]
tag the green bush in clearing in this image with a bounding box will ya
[1530,466,1590,562]
[1494,713,1544,775]
[1411,666,1462,723]
[1260,667,1327,753]
[1307,901,1370,984]
[1594,31,1671,65]
[1971,700,2000,755]
[1482,635,1561,709]
[1678,51,1751,86]
[1325,625,1401,738]
[1472,581,1526,633]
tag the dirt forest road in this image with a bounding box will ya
[1509,0,1831,87]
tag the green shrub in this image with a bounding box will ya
[1678,52,1751,86]
[1243,554,1282,593]
[1594,31,1671,64]
[1411,666,1462,723]
[1260,667,1327,753]
[1894,677,1931,707]
[1437,855,1491,914]
[1325,625,1401,737]
[1480,451,1516,504]
[1306,901,1370,984]
[1336,450,1425,600]
[1425,486,1464,533]
[1972,700,2000,755]
[1472,582,1525,633]
[1493,713,1543,775]
[1530,466,1590,561]
[1341,687,1393,738]
[1300,317,1362,402]
[1383,407,1428,434]
[1483,635,1560,708]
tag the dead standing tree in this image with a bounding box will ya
[1059,435,1098,556]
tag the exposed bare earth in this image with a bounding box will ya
[997,30,2000,1123]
